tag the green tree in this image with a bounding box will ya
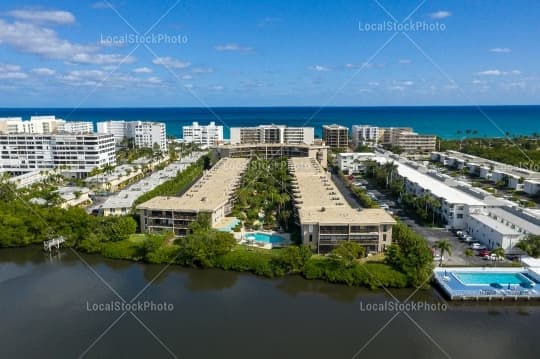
[464,248,474,265]
[516,235,540,257]
[329,242,366,267]
[434,239,451,267]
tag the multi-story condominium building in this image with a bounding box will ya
[0,133,116,178]
[394,133,437,152]
[289,157,395,253]
[351,125,380,147]
[137,158,248,236]
[58,121,94,134]
[182,121,223,147]
[229,125,314,145]
[337,152,377,174]
[0,116,65,134]
[97,121,128,143]
[97,120,167,152]
[322,124,349,148]
[215,143,328,169]
[378,127,436,152]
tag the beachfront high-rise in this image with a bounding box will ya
[0,133,116,178]
[322,124,349,148]
[351,125,380,147]
[97,120,167,152]
[0,116,66,134]
[229,125,314,145]
[182,121,223,147]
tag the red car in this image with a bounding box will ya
[478,249,490,257]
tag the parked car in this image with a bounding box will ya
[463,236,474,243]
[433,254,445,262]
[478,249,490,257]
[380,204,390,210]
[470,242,485,250]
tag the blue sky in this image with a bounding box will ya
[0,0,538,107]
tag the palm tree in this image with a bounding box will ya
[434,239,452,267]
[382,161,398,189]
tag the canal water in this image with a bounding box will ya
[1,247,539,359]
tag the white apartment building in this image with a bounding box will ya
[58,121,94,134]
[351,125,380,147]
[97,121,167,152]
[182,121,223,147]
[0,133,116,178]
[377,153,540,251]
[337,152,376,174]
[230,125,314,145]
[0,116,65,134]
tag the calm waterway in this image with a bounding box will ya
[1,247,539,359]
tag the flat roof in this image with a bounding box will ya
[290,157,395,224]
[469,214,522,236]
[136,157,248,212]
[488,207,540,234]
[377,156,486,206]
[218,143,328,149]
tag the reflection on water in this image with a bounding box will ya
[1,247,540,359]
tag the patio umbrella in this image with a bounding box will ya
[507,283,511,290]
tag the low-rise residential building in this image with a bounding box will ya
[289,157,395,253]
[0,133,116,178]
[524,180,540,196]
[98,152,206,216]
[137,157,248,235]
[431,150,540,190]
[182,121,223,147]
[322,124,349,148]
[84,164,145,192]
[7,170,56,188]
[337,152,376,174]
[229,125,314,145]
[215,143,328,169]
[57,186,92,208]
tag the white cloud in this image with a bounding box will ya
[475,69,521,76]
[368,81,380,86]
[388,86,405,91]
[133,67,153,74]
[0,19,134,65]
[429,11,452,19]
[472,79,486,84]
[398,59,412,64]
[490,47,511,53]
[182,75,193,80]
[71,53,135,65]
[184,84,193,89]
[91,1,110,9]
[308,65,330,72]
[8,10,76,25]
[152,57,191,69]
[192,67,214,74]
[209,85,224,91]
[344,62,372,69]
[146,77,162,84]
[31,67,56,76]
[0,64,27,79]
[214,43,253,53]
[400,81,414,86]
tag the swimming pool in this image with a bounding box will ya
[244,232,284,244]
[453,272,532,286]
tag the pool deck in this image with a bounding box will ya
[235,230,291,249]
[434,267,540,301]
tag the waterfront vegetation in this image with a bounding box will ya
[0,158,433,289]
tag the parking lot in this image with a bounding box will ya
[352,176,508,266]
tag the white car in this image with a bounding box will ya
[380,204,390,210]
[433,254,445,261]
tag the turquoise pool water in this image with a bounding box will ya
[454,272,532,286]
[245,232,284,244]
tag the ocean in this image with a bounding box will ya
[0,106,538,139]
